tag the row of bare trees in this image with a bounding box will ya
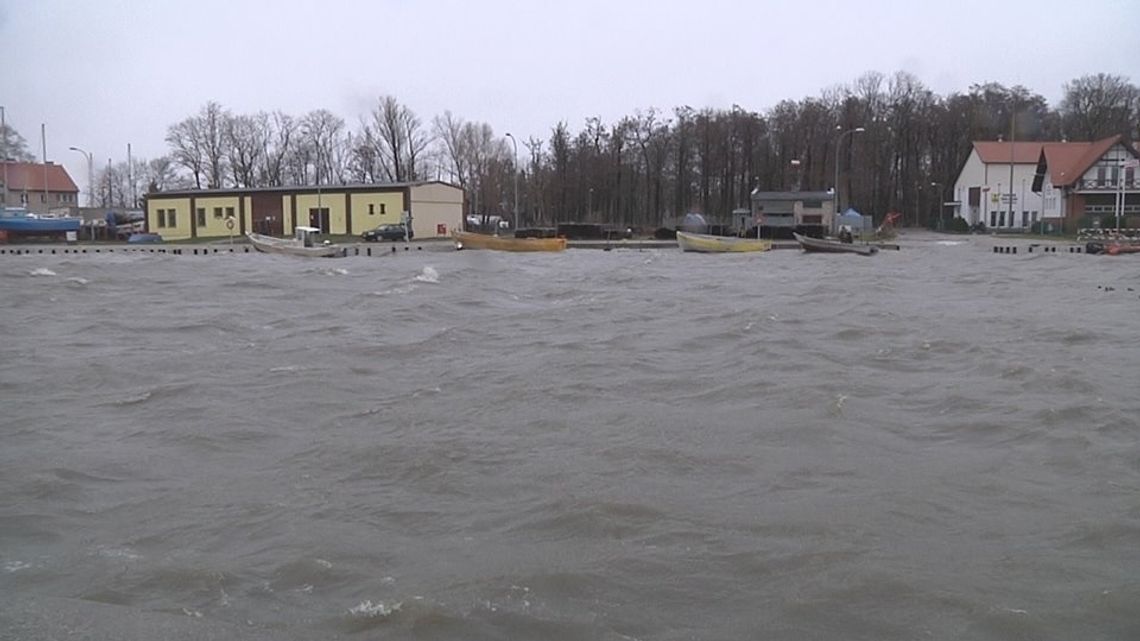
[97,71,1138,224]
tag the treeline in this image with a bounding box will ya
[107,71,1140,225]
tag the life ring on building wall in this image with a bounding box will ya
[225,217,235,230]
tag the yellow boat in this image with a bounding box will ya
[675,231,771,253]
[453,230,567,252]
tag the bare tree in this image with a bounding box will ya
[299,109,346,185]
[200,101,230,188]
[145,156,183,193]
[1060,73,1139,140]
[367,95,432,182]
[0,124,36,161]
[165,116,206,188]
[433,110,471,188]
[226,113,266,188]
[259,111,296,187]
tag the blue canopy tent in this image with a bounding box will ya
[836,208,873,236]
[679,212,709,233]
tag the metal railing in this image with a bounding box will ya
[1078,227,1140,241]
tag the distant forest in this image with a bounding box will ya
[22,71,1140,227]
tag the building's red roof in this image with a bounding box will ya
[1,161,80,193]
[973,141,1044,164]
[1040,135,1124,187]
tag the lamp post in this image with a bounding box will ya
[833,126,865,234]
[505,132,519,232]
[68,146,94,207]
[930,181,943,231]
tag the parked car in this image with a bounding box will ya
[362,223,413,242]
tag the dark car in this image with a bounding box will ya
[362,223,413,242]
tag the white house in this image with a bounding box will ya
[1031,134,1140,231]
[951,141,1044,229]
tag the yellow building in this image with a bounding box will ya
[144,182,464,241]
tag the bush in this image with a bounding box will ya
[1076,214,1106,231]
[946,217,970,233]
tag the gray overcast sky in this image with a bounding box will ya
[2,0,1138,195]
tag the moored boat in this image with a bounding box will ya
[246,227,345,257]
[1105,242,1140,255]
[793,232,878,256]
[0,208,81,234]
[454,230,566,252]
[676,231,771,253]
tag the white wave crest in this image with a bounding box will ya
[4,560,32,572]
[96,546,141,560]
[348,600,402,618]
[372,284,416,296]
[414,266,440,283]
[29,268,57,277]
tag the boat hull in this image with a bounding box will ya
[246,232,344,257]
[676,231,771,253]
[793,232,878,255]
[454,231,566,252]
[1105,242,1140,255]
[0,217,81,233]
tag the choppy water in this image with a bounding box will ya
[1,233,1138,640]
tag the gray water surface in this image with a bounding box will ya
[1,234,1138,640]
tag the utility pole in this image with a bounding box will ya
[41,124,48,211]
[1008,103,1015,230]
[127,143,134,209]
[68,146,94,207]
[505,132,519,231]
[1,106,7,210]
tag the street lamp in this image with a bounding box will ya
[833,126,865,233]
[68,146,94,207]
[505,132,519,232]
[930,181,943,231]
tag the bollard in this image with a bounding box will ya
[391,246,396,253]
[1012,247,1017,254]
[367,247,372,256]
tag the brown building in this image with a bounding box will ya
[1032,135,1140,230]
[0,161,80,213]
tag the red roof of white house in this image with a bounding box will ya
[1039,135,1126,187]
[973,141,1044,164]
[1,161,80,193]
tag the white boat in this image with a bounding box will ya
[676,231,771,253]
[246,226,345,258]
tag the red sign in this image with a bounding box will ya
[436,223,447,235]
